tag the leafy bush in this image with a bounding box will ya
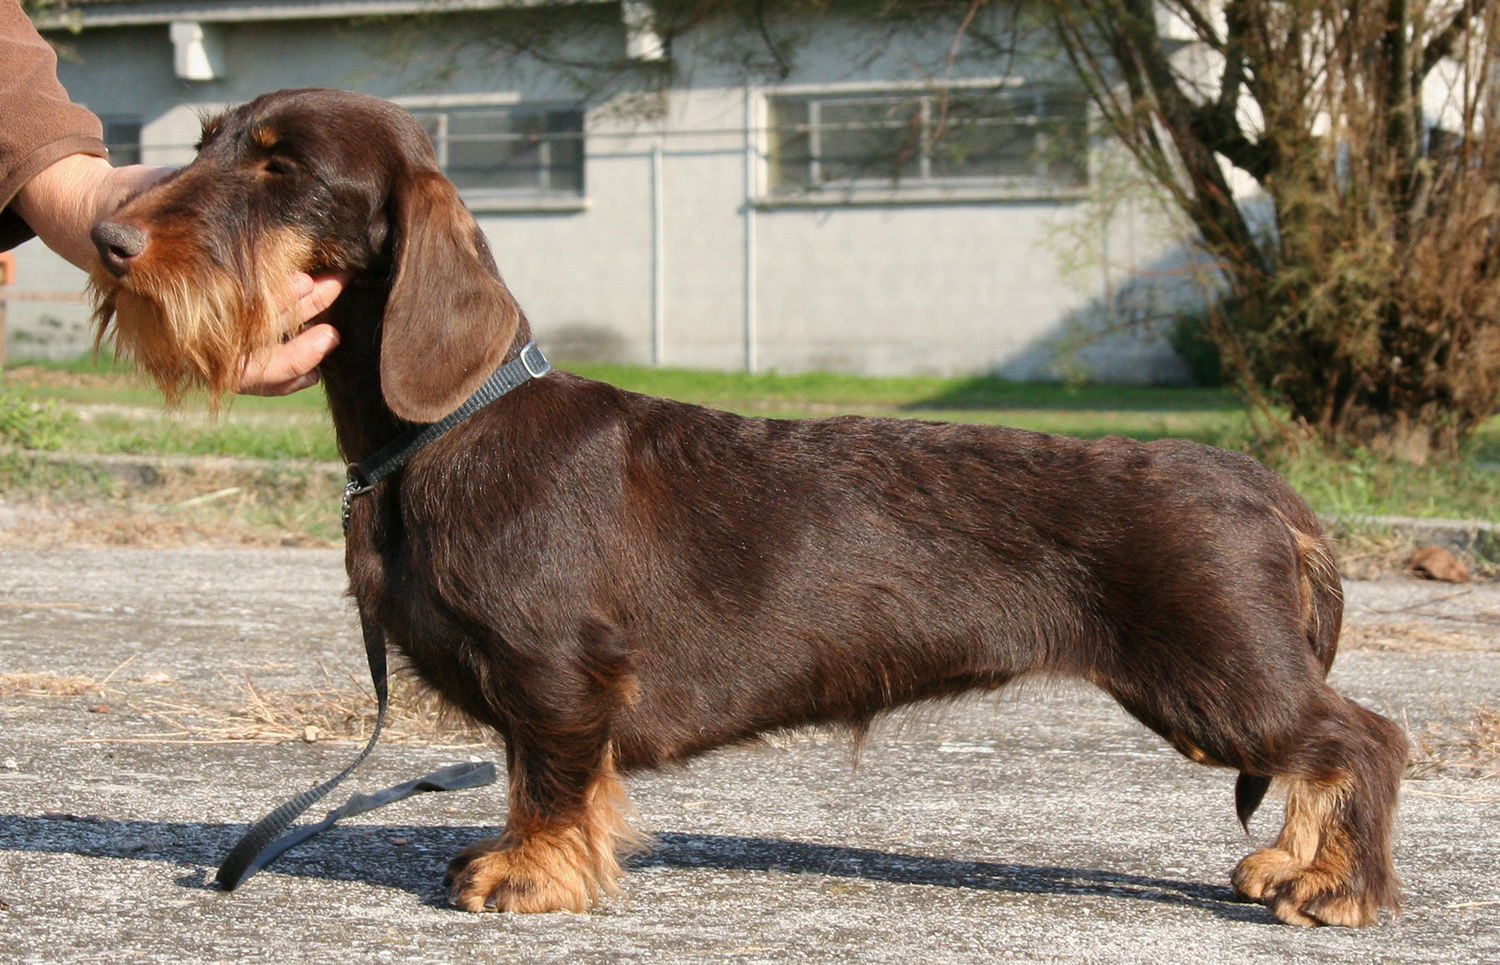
[1169,310,1226,389]
[0,393,75,450]
[1059,1,1500,460]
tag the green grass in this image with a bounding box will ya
[567,362,1239,412]
[567,363,1253,445]
[2,356,340,460]
[1269,444,1500,522]
[0,393,73,450]
[66,411,338,461]
[5,356,1497,526]
[1,354,331,412]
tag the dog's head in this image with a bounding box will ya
[89,87,520,421]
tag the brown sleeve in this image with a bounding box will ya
[0,0,109,252]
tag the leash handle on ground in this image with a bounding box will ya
[214,607,498,891]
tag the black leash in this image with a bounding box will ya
[215,341,551,891]
[215,610,495,889]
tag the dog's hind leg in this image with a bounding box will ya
[1107,623,1406,927]
[1095,497,1404,926]
[1230,694,1407,927]
[1224,525,1406,926]
[1111,661,1405,926]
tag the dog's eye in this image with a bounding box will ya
[264,157,298,177]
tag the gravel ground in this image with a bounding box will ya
[1,547,1497,964]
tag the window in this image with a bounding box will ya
[102,116,143,167]
[768,86,1088,198]
[409,105,585,201]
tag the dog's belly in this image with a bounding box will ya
[377,527,1086,769]
[580,552,1101,768]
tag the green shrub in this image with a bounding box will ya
[0,393,75,450]
[1169,310,1226,388]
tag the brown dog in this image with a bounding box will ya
[88,88,1406,926]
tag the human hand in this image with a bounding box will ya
[13,155,170,271]
[236,272,349,395]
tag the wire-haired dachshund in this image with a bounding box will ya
[87,88,1406,926]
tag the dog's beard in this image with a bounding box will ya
[89,230,315,408]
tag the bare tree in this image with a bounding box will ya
[1056,0,1500,459]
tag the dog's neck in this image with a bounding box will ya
[317,281,537,466]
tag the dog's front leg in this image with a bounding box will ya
[438,672,639,912]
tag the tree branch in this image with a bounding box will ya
[1115,0,1267,275]
[1421,0,1486,79]
[1161,0,1223,48]
[1188,101,1271,182]
[1054,0,1267,279]
[755,0,792,80]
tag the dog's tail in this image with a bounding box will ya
[1236,511,1345,830]
[1235,772,1272,830]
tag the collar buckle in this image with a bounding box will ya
[520,340,552,380]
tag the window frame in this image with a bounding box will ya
[758,79,1091,207]
[394,94,589,213]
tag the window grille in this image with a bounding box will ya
[410,105,585,199]
[768,87,1088,196]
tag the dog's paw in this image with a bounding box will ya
[1231,847,1301,903]
[1232,848,1379,927]
[444,836,598,913]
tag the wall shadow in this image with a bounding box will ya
[902,377,1242,414]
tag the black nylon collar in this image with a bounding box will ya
[341,340,550,528]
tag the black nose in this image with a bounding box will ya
[91,221,148,277]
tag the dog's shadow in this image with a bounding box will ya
[0,813,1266,923]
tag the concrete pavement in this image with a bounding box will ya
[1,548,1497,964]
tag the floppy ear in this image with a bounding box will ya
[380,170,520,422]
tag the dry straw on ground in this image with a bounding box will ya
[0,673,103,697]
[1,668,488,747]
[0,501,330,550]
[1410,707,1500,781]
[0,460,339,550]
[1341,621,1498,653]
[1332,527,1497,582]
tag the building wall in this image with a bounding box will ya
[28,7,1188,382]
[3,239,94,362]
